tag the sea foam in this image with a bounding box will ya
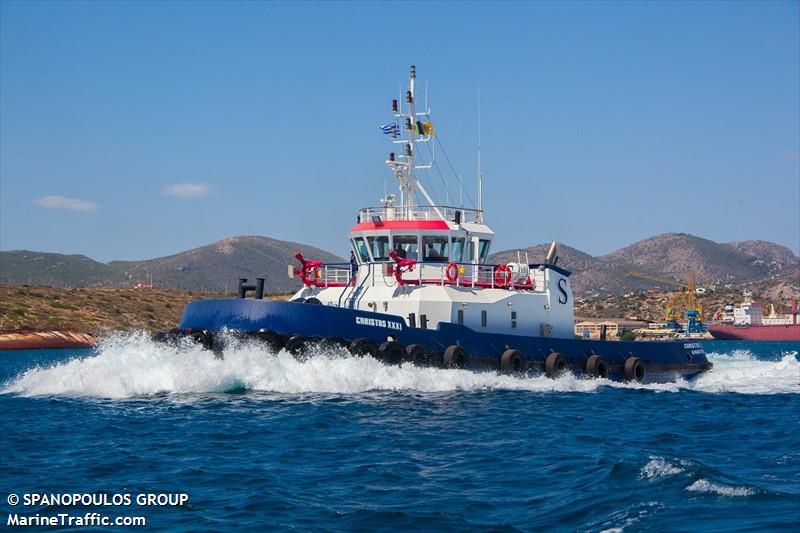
[686,479,757,497]
[2,333,798,399]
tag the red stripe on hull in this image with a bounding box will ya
[708,324,800,341]
[351,220,451,231]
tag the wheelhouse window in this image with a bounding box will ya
[451,237,466,262]
[392,235,419,260]
[478,239,491,262]
[466,240,475,263]
[422,236,449,262]
[352,237,370,262]
[366,235,391,262]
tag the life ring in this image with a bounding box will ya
[445,262,459,283]
[495,264,512,287]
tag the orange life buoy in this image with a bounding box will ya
[445,262,459,283]
[495,264,512,287]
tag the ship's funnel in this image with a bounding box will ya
[545,240,558,265]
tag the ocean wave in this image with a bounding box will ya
[2,333,799,398]
[685,478,757,497]
[640,457,685,479]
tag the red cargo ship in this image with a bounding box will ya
[708,293,800,341]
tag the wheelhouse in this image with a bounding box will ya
[349,204,494,265]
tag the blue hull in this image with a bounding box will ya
[178,299,712,383]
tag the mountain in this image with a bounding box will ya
[110,236,343,293]
[489,243,597,272]
[723,240,799,267]
[2,232,797,298]
[0,251,122,287]
[0,236,343,294]
[489,233,799,298]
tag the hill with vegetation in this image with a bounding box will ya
[1,236,343,294]
[2,232,797,305]
[0,286,216,335]
[490,233,799,299]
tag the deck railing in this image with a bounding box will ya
[357,205,483,224]
[304,261,546,292]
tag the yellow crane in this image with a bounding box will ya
[627,271,703,322]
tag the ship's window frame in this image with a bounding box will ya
[478,239,491,262]
[366,235,391,262]
[352,237,370,263]
[450,237,466,262]
[422,235,449,262]
[391,235,419,260]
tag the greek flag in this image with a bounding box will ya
[379,122,399,136]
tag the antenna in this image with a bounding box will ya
[477,87,483,222]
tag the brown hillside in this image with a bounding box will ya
[0,286,224,335]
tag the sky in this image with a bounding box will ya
[1,0,798,262]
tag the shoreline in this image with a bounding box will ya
[0,329,95,351]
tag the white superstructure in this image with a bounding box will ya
[290,66,575,340]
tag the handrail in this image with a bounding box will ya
[388,260,546,292]
[357,204,484,224]
[337,262,373,308]
[300,259,556,293]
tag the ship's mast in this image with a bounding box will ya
[405,65,416,210]
[387,65,438,220]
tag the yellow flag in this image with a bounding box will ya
[420,121,435,136]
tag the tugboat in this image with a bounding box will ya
[161,66,712,383]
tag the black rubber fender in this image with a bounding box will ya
[377,340,405,365]
[545,352,567,378]
[190,329,214,351]
[254,329,285,353]
[443,345,468,369]
[624,356,646,382]
[349,337,378,358]
[500,349,526,374]
[285,335,311,357]
[585,355,609,378]
[405,344,430,366]
[320,336,348,350]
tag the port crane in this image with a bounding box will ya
[627,271,705,330]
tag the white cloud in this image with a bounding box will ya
[163,182,212,198]
[35,195,98,212]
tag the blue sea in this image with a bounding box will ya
[1,336,798,531]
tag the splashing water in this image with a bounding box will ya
[685,479,757,497]
[640,456,685,479]
[2,333,798,399]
